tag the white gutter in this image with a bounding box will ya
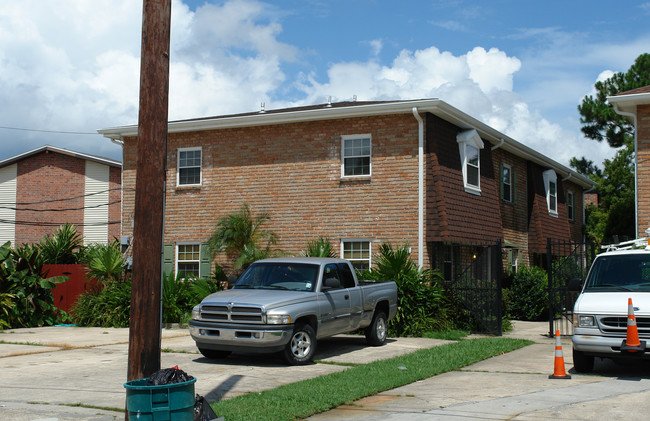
[412,107,424,269]
[612,104,638,237]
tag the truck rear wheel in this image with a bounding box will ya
[283,324,317,365]
[572,348,594,373]
[365,311,388,346]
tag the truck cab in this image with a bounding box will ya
[572,247,650,372]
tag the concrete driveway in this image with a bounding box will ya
[1,322,649,420]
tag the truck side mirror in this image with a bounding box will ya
[567,277,582,292]
[322,277,341,291]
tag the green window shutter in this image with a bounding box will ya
[499,163,504,200]
[163,244,174,276]
[200,243,211,278]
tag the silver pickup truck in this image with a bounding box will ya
[189,257,398,365]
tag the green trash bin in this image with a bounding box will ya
[124,377,196,421]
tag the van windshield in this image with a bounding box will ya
[584,254,650,292]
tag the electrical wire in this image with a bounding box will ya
[0,125,99,135]
[0,187,130,206]
[0,219,121,227]
[0,199,122,212]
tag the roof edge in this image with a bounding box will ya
[0,145,122,169]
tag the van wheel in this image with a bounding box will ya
[198,348,231,360]
[572,348,594,373]
[365,311,388,346]
[283,324,316,365]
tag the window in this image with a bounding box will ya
[178,148,202,186]
[177,243,200,277]
[567,191,575,221]
[501,164,512,202]
[457,129,483,194]
[342,135,371,177]
[542,169,558,216]
[342,240,371,270]
[508,249,519,273]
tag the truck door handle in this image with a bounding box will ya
[345,295,349,300]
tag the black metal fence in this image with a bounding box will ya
[546,239,596,337]
[447,240,503,335]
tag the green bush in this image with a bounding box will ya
[359,243,451,336]
[0,242,68,328]
[505,266,548,321]
[71,278,131,327]
[39,223,83,264]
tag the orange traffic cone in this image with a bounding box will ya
[621,298,646,353]
[549,330,571,379]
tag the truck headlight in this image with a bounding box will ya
[266,314,291,324]
[192,305,200,321]
[578,315,595,327]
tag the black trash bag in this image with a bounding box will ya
[194,394,222,421]
[146,366,194,386]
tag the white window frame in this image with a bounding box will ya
[502,164,512,203]
[542,169,558,217]
[177,147,202,186]
[341,134,372,178]
[341,239,371,270]
[176,242,201,277]
[457,129,483,195]
[567,191,575,221]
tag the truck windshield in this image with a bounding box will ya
[584,254,650,292]
[234,262,320,292]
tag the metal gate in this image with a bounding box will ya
[447,240,503,335]
[546,239,595,337]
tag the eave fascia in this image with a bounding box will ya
[607,92,650,117]
[98,99,593,189]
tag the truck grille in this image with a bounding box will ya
[599,316,650,336]
[200,304,264,324]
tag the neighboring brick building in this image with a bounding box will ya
[0,145,122,246]
[609,86,650,239]
[99,99,593,277]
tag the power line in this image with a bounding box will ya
[0,219,121,227]
[0,199,122,212]
[0,188,129,206]
[0,125,100,135]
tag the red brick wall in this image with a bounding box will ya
[638,104,650,237]
[15,151,86,245]
[122,114,426,270]
[13,151,122,246]
[109,166,122,242]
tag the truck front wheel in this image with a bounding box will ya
[365,311,388,346]
[572,348,594,373]
[283,324,317,365]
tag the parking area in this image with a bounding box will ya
[1,322,650,420]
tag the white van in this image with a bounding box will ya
[572,247,650,372]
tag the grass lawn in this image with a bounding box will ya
[211,337,532,421]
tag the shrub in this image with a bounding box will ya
[359,243,450,336]
[80,240,125,283]
[71,278,131,327]
[505,266,548,321]
[302,237,336,258]
[39,223,83,264]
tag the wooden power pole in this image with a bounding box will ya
[127,0,172,383]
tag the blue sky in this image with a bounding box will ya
[1,0,649,167]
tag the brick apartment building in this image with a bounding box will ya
[0,145,122,246]
[609,85,650,239]
[99,99,593,278]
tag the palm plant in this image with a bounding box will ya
[207,203,279,273]
[39,223,83,264]
[85,240,125,283]
[302,236,337,258]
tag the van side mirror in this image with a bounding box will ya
[567,278,582,292]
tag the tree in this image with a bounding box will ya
[207,203,279,273]
[301,236,336,258]
[578,53,650,148]
[573,53,650,244]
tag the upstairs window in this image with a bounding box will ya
[457,129,483,194]
[342,240,371,270]
[543,169,558,216]
[501,163,512,202]
[342,135,371,177]
[567,191,575,221]
[178,147,202,186]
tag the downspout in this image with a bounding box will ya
[491,138,505,151]
[412,108,424,268]
[613,104,638,237]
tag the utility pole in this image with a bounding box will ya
[127,0,171,385]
